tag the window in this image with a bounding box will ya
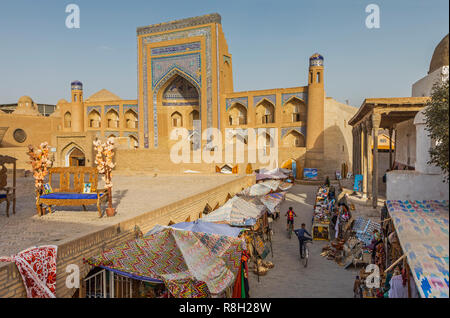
[124,110,138,129]
[317,72,320,83]
[106,110,119,128]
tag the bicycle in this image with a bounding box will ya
[287,222,294,239]
[300,240,312,267]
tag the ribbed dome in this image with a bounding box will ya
[18,96,33,103]
[429,34,449,74]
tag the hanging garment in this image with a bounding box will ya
[232,261,242,298]
[0,245,57,298]
[388,275,408,298]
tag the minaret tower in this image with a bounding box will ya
[305,53,325,174]
[70,80,84,132]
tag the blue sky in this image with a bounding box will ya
[0,0,448,107]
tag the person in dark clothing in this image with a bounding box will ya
[328,186,336,201]
[294,223,312,258]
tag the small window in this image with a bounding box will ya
[317,72,320,83]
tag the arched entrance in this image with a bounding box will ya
[68,147,85,166]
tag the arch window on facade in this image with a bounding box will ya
[64,112,72,128]
[171,111,183,127]
[125,109,138,129]
[88,110,101,128]
[256,100,275,124]
[129,135,138,149]
[285,98,306,123]
[189,110,200,128]
[283,130,305,148]
[259,133,273,156]
[227,103,247,126]
[162,75,199,107]
[106,109,119,129]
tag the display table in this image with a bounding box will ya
[312,187,332,241]
[312,221,330,240]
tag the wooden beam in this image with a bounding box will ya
[384,254,406,273]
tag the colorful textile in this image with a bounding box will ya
[0,245,57,298]
[260,192,286,213]
[278,182,293,191]
[240,184,272,197]
[353,217,381,246]
[170,220,243,237]
[85,228,245,297]
[201,196,267,227]
[386,200,449,298]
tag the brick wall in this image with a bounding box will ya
[0,175,254,298]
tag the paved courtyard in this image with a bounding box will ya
[249,184,359,298]
[0,174,240,256]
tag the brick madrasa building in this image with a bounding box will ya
[0,13,357,178]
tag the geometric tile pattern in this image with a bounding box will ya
[226,97,248,110]
[281,92,308,105]
[281,126,306,138]
[253,94,276,106]
[151,53,201,89]
[87,106,101,115]
[151,42,201,56]
[105,105,120,114]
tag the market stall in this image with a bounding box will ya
[84,227,246,298]
[201,195,273,280]
[385,200,449,298]
[312,186,333,241]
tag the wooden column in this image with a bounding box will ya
[388,127,393,169]
[362,123,368,198]
[372,113,381,208]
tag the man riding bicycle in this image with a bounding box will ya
[294,223,312,258]
[285,207,297,231]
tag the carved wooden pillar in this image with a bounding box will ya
[388,126,393,169]
[362,122,368,198]
[372,113,381,208]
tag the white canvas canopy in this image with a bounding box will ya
[201,196,267,226]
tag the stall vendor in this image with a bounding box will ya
[370,229,383,261]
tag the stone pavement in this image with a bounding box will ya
[248,183,358,298]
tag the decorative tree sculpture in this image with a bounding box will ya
[27,142,52,195]
[93,137,116,216]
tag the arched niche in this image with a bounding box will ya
[124,109,138,129]
[106,109,119,128]
[88,110,101,128]
[284,97,306,123]
[227,103,247,126]
[162,75,199,107]
[64,112,72,128]
[283,129,305,147]
[256,99,275,124]
[171,111,183,127]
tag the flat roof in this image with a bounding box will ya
[348,96,430,126]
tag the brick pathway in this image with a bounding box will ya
[248,184,357,298]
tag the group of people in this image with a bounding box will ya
[285,207,312,258]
